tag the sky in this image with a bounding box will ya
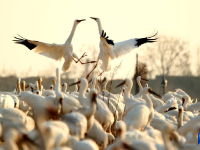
[0,0,200,79]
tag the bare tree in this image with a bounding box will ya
[141,35,191,78]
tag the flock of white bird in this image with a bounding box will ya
[0,17,199,150]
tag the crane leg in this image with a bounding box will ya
[86,60,99,79]
[73,52,96,64]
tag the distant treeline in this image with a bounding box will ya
[0,75,199,102]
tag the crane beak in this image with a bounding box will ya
[116,80,126,88]
[182,98,185,106]
[90,17,97,20]
[69,80,81,86]
[88,79,92,83]
[76,19,86,22]
[102,78,106,83]
[61,84,64,87]
[141,78,148,81]
[92,93,97,104]
[25,85,29,89]
[148,88,161,98]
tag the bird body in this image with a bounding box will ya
[61,112,87,140]
[90,17,157,72]
[13,20,88,72]
[125,105,150,131]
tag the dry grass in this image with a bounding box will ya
[107,61,122,108]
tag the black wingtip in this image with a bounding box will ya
[13,35,37,50]
[135,31,158,47]
[148,31,158,38]
[101,30,114,46]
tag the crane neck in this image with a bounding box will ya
[177,110,183,129]
[62,86,67,93]
[136,78,143,97]
[83,101,96,120]
[183,97,189,110]
[124,84,132,100]
[96,19,103,35]
[55,69,61,92]
[102,81,107,91]
[66,22,78,44]
[79,83,87,100]
[143,92,153,111]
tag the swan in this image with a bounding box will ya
[86,17,157,77]
[13,19,96,72]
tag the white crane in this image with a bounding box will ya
[61,112,87,140]
[86,17,157,78]
[69,78,114,132]
[134,76,148,98]
[75,89,97,131]
[13,19,96,72]
[116,80,160,131]
[72,139,99,150]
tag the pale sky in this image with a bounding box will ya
[0,0,200,79]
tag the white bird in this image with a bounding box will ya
[75,89,97,131]
[61,83,68,93]
[13,19,96,72]
[0,93,17,109]
[117,80,159,131]
[86,17,157,77]
[69,78,114,132]
[15,78,21,95]
[0,108,35,132]
[61,112,87,140]
[72,139,99,150]
[86,119,108,149]
[41,121,69,149]
[178,115,200,137]
[0,118,38,150]
[134,76,148,99]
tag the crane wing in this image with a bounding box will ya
[114,32,158,58]
[13,35,64,61]
[100,30,115,60]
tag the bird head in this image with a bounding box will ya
[76,19,86,24]
[90,17,98,21]
[146,87,161,98]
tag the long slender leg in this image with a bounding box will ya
[86,59,99,79]
[73,52,87,63]
[73,52,96,64]
[98,71,104,76]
